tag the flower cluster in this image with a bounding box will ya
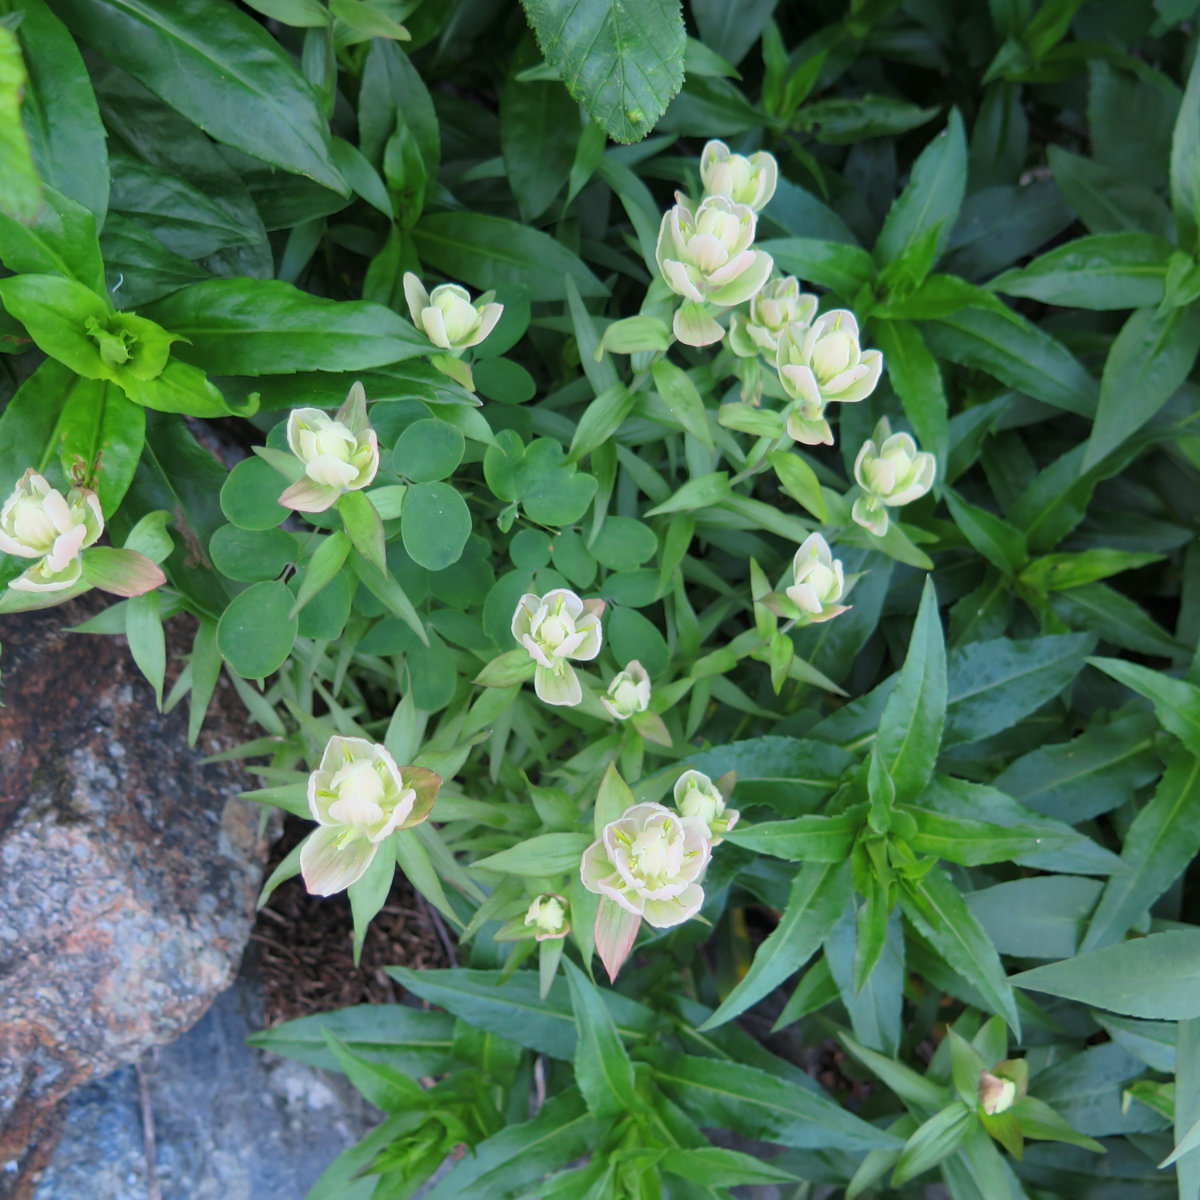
[511,588,604,706]
[281,381,379,513]
[404,273,503,354]
[0,470,103,592]
[851,417,936,536]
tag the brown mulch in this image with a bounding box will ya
[250,816,454,1028]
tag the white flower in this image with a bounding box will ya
[281,382,379,513]
[728,276,818,359]
[601,660,652,720]
[673,769,739,843]
[0,470,103,592]
[403,273,503,352]
[776,310,883,446]
[656,196,774,346]
[786,533,848,624]
[851,418,937,537]
[580,802,711,929]
[699,139,778,212]
[300,736,440,896]
[511,588,604,707]
[524,893,570,941]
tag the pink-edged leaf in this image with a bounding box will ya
[397,765,442,829]
[633,709,673,746]
[594,896,641,982]
[81,547,166,597]
[280,477,341,512]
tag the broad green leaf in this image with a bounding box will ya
[700,860,849,1029]
[401,481,471,571]
[57,376,145,517]
[563,958,640,1119]
[50,0,347,194]
[1019,548,1166,593]
[471,832,592,877]
[892,1103,974,1186]
[872,320,948,467]
[901,867,1020,1033]
[1171,43,1200,251]
[944,632,1095,746]
[876,578,946,804]
[965,876,1102,960]
[1081,746,1200,950]
[1013,931,1200,1019]
[647,1050,901,1151]
[414,211,605,300]
[1049,144,1175,239]
[221,456,289,531]
[0,183,104,292]
[0,24,41,223]
[519,0,685,143]
[944,489,1027,574]
[876,109,967,273]
[144,278,429,374]
[216,580,298,678]
[725,809,863,862]
[990,232,1176,310]
[1095,1013,1177,1075]
[1030,1040,1162,1139]
[386,967,655,1060]
[1083,304,1200,469]
[11,0,108,222]
[209,524,296,583]
[0,271,109,377]
[1089,655,1200,758]
[760,237,877,298]
[796,95,939,144]
[690,0,778,67]
[99,213,211,307]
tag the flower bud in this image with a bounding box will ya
[776,310,883,446]
[301,735,440,896]
[601,660,652,720]
[729,276,818,359]
[525,893,570,941]
[404,273,503,353]
[656,196,774,346]
[786,533,848,624]
[282,382,380,513]
[511,588,604,707]
[699,140,778,212]
[0,470,103,593]
[979,1071,1018,1116]
[673,769,739,843]
[851,418,936,537]
[581,802,711,929]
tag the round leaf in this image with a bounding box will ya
[393,418,465,482]
[590,517,658,572]
[510,528,552,570]
[608,606,670,678]
[220,458,289,530]
[475,357,536,403]
[217,581,298,677]
[209,523,296,582]
[401,481,472,571]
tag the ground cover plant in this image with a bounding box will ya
[2,0,1200,1195]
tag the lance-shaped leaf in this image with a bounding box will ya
[1171,43,1200,252]
[876,577,946,804]
[1089,655,1200,759]
[562,958,641,1119]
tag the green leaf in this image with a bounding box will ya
[901,868,1020,1033]
[11,0,108,222]
[905,806,1084,866]
[1089,655,1200,758]
[877,578,946,804]
[650,358,713,448]
[1012,931,1200,1019]
[1083,304,1200,469]
[221,456,288,531]
[795,95,939,144]
[58,376,145,517]
[892,1103,975,1186]
[1171,1019,1200,1195]
[840,1033,950,1110]
[144,278,428,375]
[401,481,471,571]
[472,832,592,877]
[319,1028,425,1112]
[990,232,1176,310]
[217,580,298,678]
[0,271,109,377]
[1049,145,1174,239]
[660,1145,798,1187]
[290,531,350,617]
[1020,548,1166,593]
[568,383,635,463]
[700,860,850,1029]
[0,24,42,223]
[759,237,877,298]
[872,320,948,467]
[965,876,1102,960]
[1081,746,1200,950]
[413,211,605,301]
[387,967,655,1060]
[827,904,904,1056]
[1171,42,1200,251]
[393,419,465,483]
[725,810,864,862]
[518,0,684,144]
[647,1050,901,1151]
[563,958,641,1118]
[209,525,296,584]
[0,184,104,293]
[50,0,347,194]
[876,109,967,274]
[124,590,165,708]
[944,489,1027,574]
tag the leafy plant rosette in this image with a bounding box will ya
[4,0,1200,1196]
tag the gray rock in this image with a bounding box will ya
[0,597,269,1197]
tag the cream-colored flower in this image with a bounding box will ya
[656,196,774,346]
[673,769,739,843]
[728,276,818,359]
[281,382,379,513]
[786,533,848,624]
[403,273,503,353]
[979,1071,1017,1116]
[580,802,711,929]
[524,893,570,941]
[851,418,936,537]
[300,735,440,896]
[0,470,103,593]
[601,660,652,720]
[511,588,604,707]
[776,310,883,446]
[699,139,778,211]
